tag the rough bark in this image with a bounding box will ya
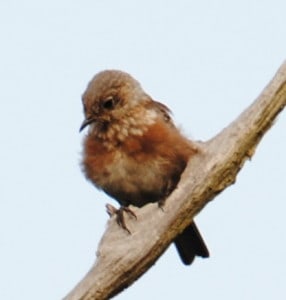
[64,61,286,300]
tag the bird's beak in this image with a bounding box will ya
[79,118,95,132]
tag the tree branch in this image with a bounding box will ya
[64,61,286,300]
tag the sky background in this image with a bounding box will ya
[1,1,286,299]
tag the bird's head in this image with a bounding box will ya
[79,70,149,133]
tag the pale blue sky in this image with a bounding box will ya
[1,1,285,299]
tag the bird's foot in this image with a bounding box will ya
[106,204,137,234]
[158,199,166,211]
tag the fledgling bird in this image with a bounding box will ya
[80,70,209,265]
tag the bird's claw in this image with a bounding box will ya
[105,204,137,234]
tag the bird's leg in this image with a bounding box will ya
[158,179,174,210]
[158,198,166,210]
[116,206,137,234]
[105,204,137,234]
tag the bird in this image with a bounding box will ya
[79,70,209,265]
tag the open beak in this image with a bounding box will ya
[79,118,95,132]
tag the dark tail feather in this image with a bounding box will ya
[174,221,209,265]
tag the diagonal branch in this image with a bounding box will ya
[64,61,286,300]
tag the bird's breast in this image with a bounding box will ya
[82,121,195,206]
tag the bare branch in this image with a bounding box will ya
[64,61,286,300]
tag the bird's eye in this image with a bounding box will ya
[102,97,115,110]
